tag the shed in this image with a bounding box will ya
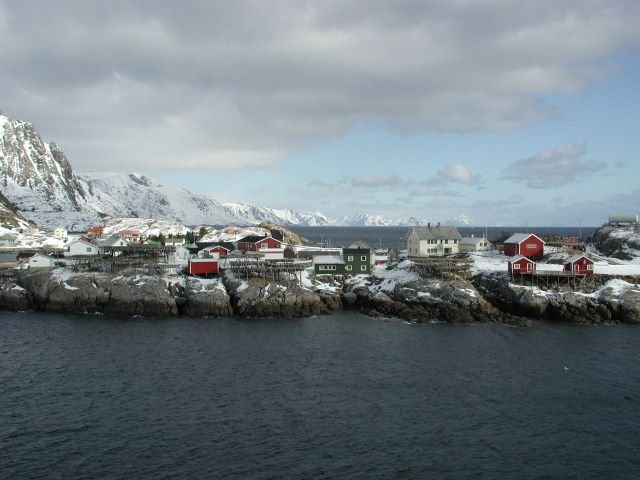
[28,254,56,268]
[188,258,219,276]
[563,255,594,275]
[508,256,536,275]
[503,233,545,258]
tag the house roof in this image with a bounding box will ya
[349,240,370,249]
[196,241,236,251]
[504,233,545,245]
[407,226,462,241]
[237,235,272,244]
[343,247,371,255]
[565,255,593,264]
[69,239,98,248]
[460,236,490,245]
[313,255,345,265]
[508,255,536,264]
[100,235,130,247]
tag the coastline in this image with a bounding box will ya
[2,266,639,325]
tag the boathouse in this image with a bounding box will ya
[563,255,594,275]
[503,233,545,259]
[508,256,536,275]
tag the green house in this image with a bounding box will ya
[343,247,372,274]
[313,255,345,275]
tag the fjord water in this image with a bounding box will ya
[2,312,639,479]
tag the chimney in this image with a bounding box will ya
[427,222,431,229]
[437,222,440,228]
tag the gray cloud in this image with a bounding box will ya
[502,142,607,188]
[351,174,407,188]
[1,1,639,171]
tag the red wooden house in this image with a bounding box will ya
[508,256,536,275]
[188,258,219,276]
[503,233,545,258]
[237,235,282,252]
[118,229,142,242]
[563,255,594,275]
[201,245,231,258]
[87,226,104,237]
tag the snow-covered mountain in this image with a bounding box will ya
[223,202,330,226]
[0,112,330,230]
[1,112,476,230]
[0,190,32,232]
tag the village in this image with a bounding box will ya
[1,213,639,293]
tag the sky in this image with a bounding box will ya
[1,0,639,226]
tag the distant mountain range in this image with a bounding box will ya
[0,112,474,231]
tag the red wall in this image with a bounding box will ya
[508,258,536,275]
[505,235,544,258]
[565,258,594,275]
[189,260,218,275]
[238,237,282,252]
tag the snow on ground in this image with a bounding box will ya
[468,251,508,273]
[201,226,271,243]
[346,261,419,294]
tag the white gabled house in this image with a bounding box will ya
[28,253,56,268]
[65,239,99,256]
[406,225,462,257]
[459,236,492,253]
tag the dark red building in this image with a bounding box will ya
[508,256,536,275]
[237,235,282,252]
[188,258,219,276]
[503,233,545,258]
[563,255,594,275]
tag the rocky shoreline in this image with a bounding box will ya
[1,267,639,325]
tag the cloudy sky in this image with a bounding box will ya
[1,0,639,226]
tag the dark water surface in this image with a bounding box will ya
[2,312,639,479]
[289,226,598,249]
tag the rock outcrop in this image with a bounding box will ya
[1,267,639,325]
[473,272,640,324]
[222,274,340,317]
[343,276,520,324]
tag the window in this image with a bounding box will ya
[445,239,449,244]
[526,243,537,249]
[587,264,593,270]
[361,256,367,261]
[345,265,352,271]
[361,265,367,271]
[347,255,353,261]
[261,242,269,249]
[513,264,520,269]
[86,247,92,252]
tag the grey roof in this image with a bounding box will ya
[504,233,545,244]
[460,236,490,245]
[100,235,130,247]
[407,226,462,241]
[313,255,345,265]
[565,254,591,264]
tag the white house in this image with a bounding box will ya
[65,239,99,256]
[172,245,191,262]
[28,254,56,268]
[260,247,286,260]
[459,236,492,253]
[406,225,462,257]
[53,227,68,241]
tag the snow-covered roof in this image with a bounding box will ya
[507,255,535,263]
[565,254,592,264]
[100,235,130,247]
[313,255,345,265]
[504,233,545,245]
[408,226,462,241]
[460,236,490,245]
